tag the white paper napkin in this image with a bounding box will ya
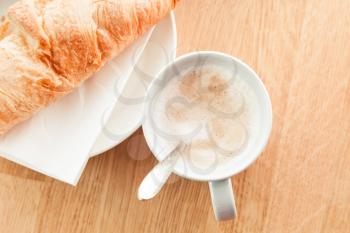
[0,28,154,185]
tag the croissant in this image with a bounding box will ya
[0,0,178,135]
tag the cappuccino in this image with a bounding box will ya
[150,65,260,168]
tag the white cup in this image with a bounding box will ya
[142,51,272,221]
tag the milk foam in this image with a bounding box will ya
[150,65,260,168]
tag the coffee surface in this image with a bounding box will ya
[151,65,259,168]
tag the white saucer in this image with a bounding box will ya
[90,13,177,156]
[0,0,176,158]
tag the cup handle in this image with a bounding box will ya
[208,178,237,221]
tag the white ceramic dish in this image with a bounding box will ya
[90,13,177,156]
[0,0,176,157]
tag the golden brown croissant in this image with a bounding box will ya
[0,0,178,135]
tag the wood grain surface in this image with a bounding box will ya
[1,0,350,232]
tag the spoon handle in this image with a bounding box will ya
[138,152,179,200]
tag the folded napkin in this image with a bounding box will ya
[0,28,154,185]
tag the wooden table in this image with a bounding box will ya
[1,0,350,232]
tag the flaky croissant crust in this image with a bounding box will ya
[0,0,178,134]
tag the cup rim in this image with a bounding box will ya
[142,51,273,181]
